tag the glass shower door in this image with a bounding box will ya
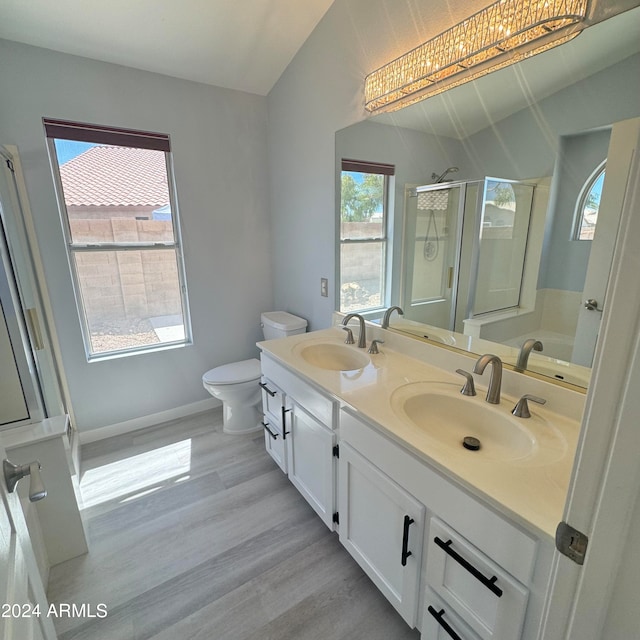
[401,184,464,330]
[470,179,534,316]
[0,240,42,427]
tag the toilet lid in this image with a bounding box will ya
[202,358,261,385]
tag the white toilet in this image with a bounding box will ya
[202,311,307,434]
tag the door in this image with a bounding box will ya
[0,235,42,427]
[540,118,640,638]
[338,442,424,627]
[0,289,30,425]
[0,435,57,639]
[286,401,335,529]
[469,179,535,318]
[0,146,65,423]
[571,119,640,366]
[401,184,464,331]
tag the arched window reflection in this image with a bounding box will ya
[574,164,605,241]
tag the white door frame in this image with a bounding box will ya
[540,117,640,638]
[0,146,70,423]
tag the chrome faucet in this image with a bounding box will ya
[515,339,543,372]
[473,354,503,404]
[341,313,367,348]
[381,306,404,329]
[512,394,546,418]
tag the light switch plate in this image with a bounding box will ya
[321,278,328,297]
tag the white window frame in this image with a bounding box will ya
[573,160,606,241]
[44,119,192,361]
[338,159,394,315]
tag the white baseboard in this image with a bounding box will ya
[78,398,222,445]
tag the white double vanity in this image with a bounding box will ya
[257,318,583,640]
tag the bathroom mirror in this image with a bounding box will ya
[335,8,640,390]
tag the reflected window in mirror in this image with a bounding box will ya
[339,159,394,313]
[573,163,605,241]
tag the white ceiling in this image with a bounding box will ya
[0,0,336,95]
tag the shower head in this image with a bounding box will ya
[431,167,459,183]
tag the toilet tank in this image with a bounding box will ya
[261,311,307,340]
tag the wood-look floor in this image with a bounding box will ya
[47,409,420,640]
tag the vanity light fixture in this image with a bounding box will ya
[364,0,588,112]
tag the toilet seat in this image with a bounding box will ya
[202,358,261,386]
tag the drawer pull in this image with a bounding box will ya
[259,382,277,397]
[427,606,463,640]
[262,422,278,440]
[434,536,503,597]
[401,515,415,566]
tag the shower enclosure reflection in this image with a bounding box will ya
[402,178,535,339]
[402,183,463,331]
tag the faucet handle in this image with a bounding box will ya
[455,369,476,396]
[511,394,546,418]
[341,326,355,345]
[368,339,384,354]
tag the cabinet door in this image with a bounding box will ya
[286,401,335,529]
[338,442,425,627]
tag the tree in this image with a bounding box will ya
[492,183,515,207]
[341,172,384,221]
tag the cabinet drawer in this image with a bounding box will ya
[423,591,481,640]
[260,377,285,430]
[263,420,288,473]
[426,518,529,640]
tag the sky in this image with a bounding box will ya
[54,140,97,164]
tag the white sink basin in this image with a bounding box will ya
[390,382,539,461]
[297,343,370,371]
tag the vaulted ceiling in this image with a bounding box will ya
[0,0,336,95]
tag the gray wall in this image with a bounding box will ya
[463,53,640,180]
[541,128,611,292]
[0,39,272,432]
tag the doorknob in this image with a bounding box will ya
[3,459,47,502]
[584,299,603,312]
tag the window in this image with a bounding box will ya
[44,119,191,359]
[574,163,606,241]
[339,159,393,313]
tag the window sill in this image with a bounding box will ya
[86,339,192,363]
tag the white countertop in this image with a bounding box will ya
[258,327,583,539]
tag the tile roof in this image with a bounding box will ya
[59,146,169,207]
